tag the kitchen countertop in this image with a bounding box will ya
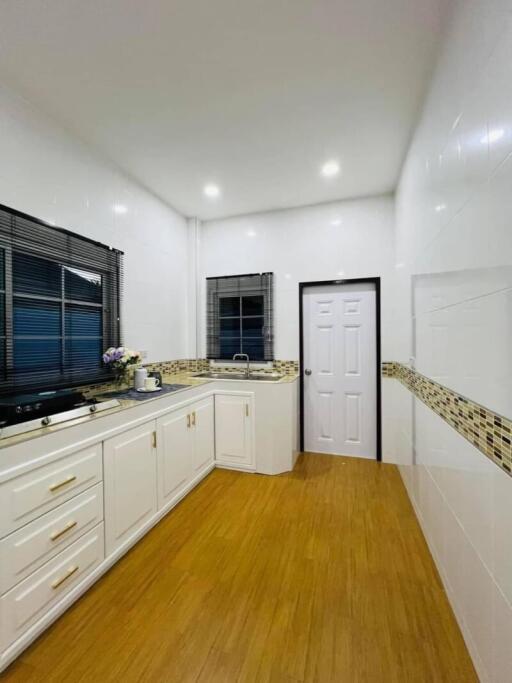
[0,371,299,450]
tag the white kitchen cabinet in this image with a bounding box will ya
[103,422,158,556]
[156,396,214,510]
[156,405,192,509]
[214,393,254,469]
[192,396,215,474]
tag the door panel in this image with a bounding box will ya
[193,397,215,474]
[215,394,254,467]
[104,422,157,556]
[304,283,377,458]
[157,406,193,509]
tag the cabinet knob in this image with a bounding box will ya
[305,369,312,376]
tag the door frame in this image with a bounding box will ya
[298,277,382,461]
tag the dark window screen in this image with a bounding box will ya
[0,204,123,395]
[206,273,273,361]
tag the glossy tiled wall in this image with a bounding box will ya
[197,196,396,361]
[392,0,512,679]
[383,362,512,476]
[0,85,190,363]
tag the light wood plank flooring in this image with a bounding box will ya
[2,454,477,682]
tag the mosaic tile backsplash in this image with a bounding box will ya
[383,361,512,477]
[81,359,299,398]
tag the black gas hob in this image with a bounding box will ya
[0,388,120,439]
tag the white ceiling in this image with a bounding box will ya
[0,0,445,220]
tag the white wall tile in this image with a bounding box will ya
[395,0,512,678]
[0,85,189,362]
[198,195,395,362]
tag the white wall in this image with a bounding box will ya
[198,195,396,361]
[393,0,512,679]
[0,85,189,362]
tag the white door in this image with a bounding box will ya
[192,396,215,474]
[104,421,158,555]
[156,405,193,509]
[303,283,377,459]
[215,394,254,469]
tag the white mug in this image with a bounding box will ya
[144,376,160,391]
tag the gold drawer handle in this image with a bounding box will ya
[50,520,77,541]
[49,475,77,492]
[51,564,79,589]
[187,414,191,428]
[191,411,196,427]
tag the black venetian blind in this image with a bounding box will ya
[0,204,123,395]
[206,273,274,361]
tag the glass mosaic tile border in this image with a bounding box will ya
[382,361,512,477]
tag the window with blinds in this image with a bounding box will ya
[206,273,274,361]
[0,204,123,395]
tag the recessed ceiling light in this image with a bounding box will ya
[321,160,340,178]
[204,183,221,198]
[330,218,342,227]
[247,230,256,238]
[113,204,128,214]
[435,203,446,213]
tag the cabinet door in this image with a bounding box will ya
[104,422,157,556]
[156,406,193,510]
[215,394,254,468]
[192,396,214,474]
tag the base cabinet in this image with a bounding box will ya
[156,396,214,510]
[103,422,158,556]
[192,396,215,474]
[215,393,254,469]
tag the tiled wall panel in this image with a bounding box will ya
[0,85,189,363]
[393,0,512,679]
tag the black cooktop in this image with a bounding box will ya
[0,388,95,427]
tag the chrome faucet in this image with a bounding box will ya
[233,353,250,378]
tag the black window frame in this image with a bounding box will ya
[206,273,274,362]
[0,203,123,396]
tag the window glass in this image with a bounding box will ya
[242,317,264,335]
[242,338,264,358]
[219,336,241,359]
[13,253,61,297]
[65,305,102,337]
[13,299,61,336]
[219,296,240,317]
[0,293,4,336]
[219,317,240,337]
[64,267,102,304]
[242,295,264,317]
[14,339,61,371]
[65,338,102,369]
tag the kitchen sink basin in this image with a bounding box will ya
[194,372,284,382]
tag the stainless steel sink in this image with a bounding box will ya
[194,372,284,382]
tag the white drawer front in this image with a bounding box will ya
[0,444,102,537]
[0,484,104,594]
[0,524,104,652]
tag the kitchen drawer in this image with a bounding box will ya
[0,443,102,538]
[0,484,104,595]
[0,524,104,652]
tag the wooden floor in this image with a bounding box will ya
[3,454,477,683]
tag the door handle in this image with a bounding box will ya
[305,369,312,376]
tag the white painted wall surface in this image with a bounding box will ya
[0,85,189,363]
[198,196,396,361]
[393,0,512,679]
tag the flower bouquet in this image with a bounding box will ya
[102,347,141,384]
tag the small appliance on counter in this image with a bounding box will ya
[133,367,148,390]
